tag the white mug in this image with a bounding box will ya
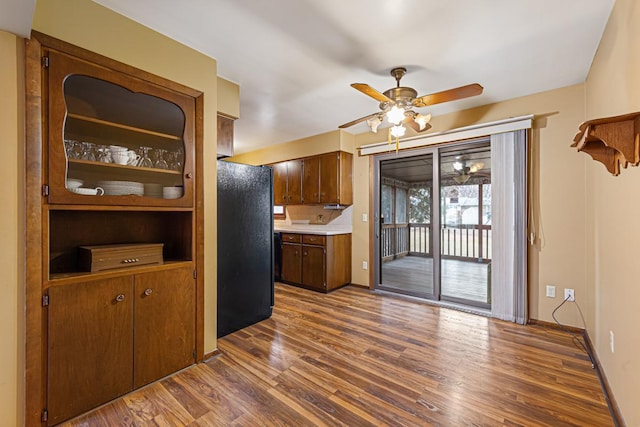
[127,150,141,166]
[111,151,130,165]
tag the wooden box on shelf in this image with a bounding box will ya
[78,243,164,272]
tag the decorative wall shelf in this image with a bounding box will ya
[572,112,640,175]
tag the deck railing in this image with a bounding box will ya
[382,223,492,262]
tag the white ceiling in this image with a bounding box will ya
[19,1,616,153]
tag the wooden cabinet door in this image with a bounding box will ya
[302,245,326,291]
[47,277,133,425]
[272,162,289,205]
[319,152,340,204]
[133,267,195,389]
[281,243,302,283]
[286,159,303,204]
[302,156,320,204]
[46,50,196,208]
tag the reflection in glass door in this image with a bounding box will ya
[439,143,492,308]
[378,153,436,298]
[375,140,492,310]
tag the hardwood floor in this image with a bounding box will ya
[62,283,612,427]
[381,256,489,303]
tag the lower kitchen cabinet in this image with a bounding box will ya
[280,233,351,292]
[281,242,302,284]
[46,266,195,425]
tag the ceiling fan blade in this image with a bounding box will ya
[403,116,432,133]
[338,112,381,129]
[412,83,483,108]
[351,83,394,103]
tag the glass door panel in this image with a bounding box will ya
[439,144,492,309]
[379,154,435,298]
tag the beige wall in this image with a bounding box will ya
[0,30,24,427]
[584,0,640,424]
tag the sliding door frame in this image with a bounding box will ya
[373,137,492,307]
[373,146,441,300]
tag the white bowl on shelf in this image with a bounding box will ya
[162,186,182,199]
[65,178,84,189]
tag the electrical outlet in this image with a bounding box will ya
[564,288,575,301]
[362,260,368,270]
[546,285,556,298]
[610,330,615,353]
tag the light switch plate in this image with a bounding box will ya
[546,285,556,298]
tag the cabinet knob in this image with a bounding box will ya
[115,294,125,303]
[185,172,193,179]
[304,251,308,256]
[144,288,153,296]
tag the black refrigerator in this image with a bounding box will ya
[217,160,274,338]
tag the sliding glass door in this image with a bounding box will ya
[374,140,492,310]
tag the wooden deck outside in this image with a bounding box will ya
[381,256,489,304]
[61,283,613,426]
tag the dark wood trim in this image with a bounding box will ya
[195,93,205,363]
[528,318,585,335]
[583,331,625,427]
[203,349,222,361]
[24,34,45,427]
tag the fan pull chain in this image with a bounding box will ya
[386,127,400,153]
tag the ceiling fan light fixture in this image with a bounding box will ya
[386,105,405,125]
[469,162,485,173]
[414,113,431,131]
[366,116,382,133]
[453,160,464,171]
[390,124,406,138]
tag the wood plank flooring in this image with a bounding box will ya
[381,256,489,303]
[62,283,612,427]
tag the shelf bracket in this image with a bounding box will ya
[572,112,640,175]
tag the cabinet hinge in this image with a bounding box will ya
[42,184,49,197]
[193,350,197,359]
[41,56,49,68]
[41,409,48,422]
[42,294,49,307]
[193,269,197,279]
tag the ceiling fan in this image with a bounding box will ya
[339,67,483,136]
[452,156,485,184]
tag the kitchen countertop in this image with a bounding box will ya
[274,225,352,236]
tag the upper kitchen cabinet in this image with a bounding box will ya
[318,151,352,205]
[274,151,353,206]
[47,50,195,207]
[273,159,303,205]
[217,113,234,158]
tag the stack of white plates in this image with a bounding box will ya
[163,186,182,199]
[144,183,163,198]
[97,180,144,196]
